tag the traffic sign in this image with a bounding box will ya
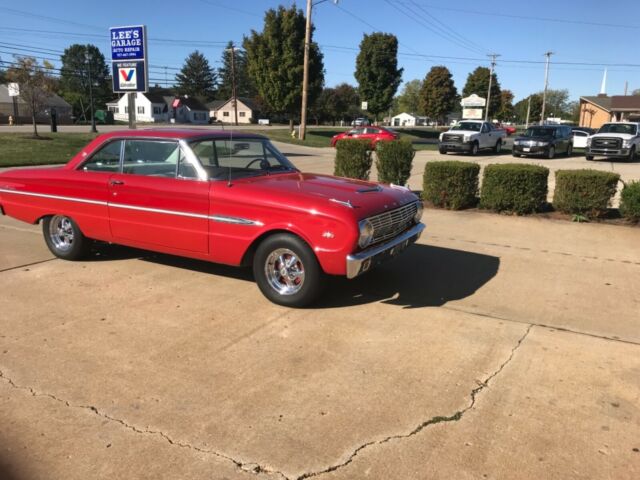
[112,61,147,93]
[110,25,146,61]
[7,83,19,97]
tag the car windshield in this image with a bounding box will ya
[522,128,554,138]
[597,123,637,135]
[189,138,297,180]
[453,122,481,131]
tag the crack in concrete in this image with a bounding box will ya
[0,324,533,480]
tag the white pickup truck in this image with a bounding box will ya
[438,120,507,155]
[586,122,640,161]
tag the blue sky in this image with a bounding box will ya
[2,0,640,102]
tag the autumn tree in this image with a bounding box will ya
[59,44,111,122]
[7,56,56,137]
[420,66,458,124]
[496,89,515,122]
[354,32,403,120]
[514,94,542,124]
[244,5,324,130]
[175,50,217,101]
[462,66,501,119]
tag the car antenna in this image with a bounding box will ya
[227,128,233,187]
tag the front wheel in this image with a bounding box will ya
[628,145,636,162]
[566,143,573,157]
[439,148,447,154]
[42,215,91,260]
[470,142,479,156]
[586,155,594,161]
[547,146,555,159]
[253,233,324,307]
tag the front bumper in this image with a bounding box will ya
[512,144,551,156]
[586,146,630,157]
[346,222,425,279]
[439,141,474,152]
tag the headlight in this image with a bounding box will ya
[586,138,592,146]
[358,219,374,248]
[414,201,424,223]
[463,135,471,142]
[623,139,632,147]
[533,141,548,147]
[514,140,522,146]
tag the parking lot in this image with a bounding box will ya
[1,196,639,479]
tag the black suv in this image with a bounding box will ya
[512,125,573,159]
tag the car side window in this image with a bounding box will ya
[80,140,122,172]
[177,149,200,180]
[481,124,488,133]
[123,140,180,177]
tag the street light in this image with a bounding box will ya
[300,0,339,141]
[86,46,97,133]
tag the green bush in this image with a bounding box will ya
[619,181,640,221]
[334,139,372,180]
[553,169,620,217]
[480,163,549,214]
[422,161,480,210]
[375,139,415,185]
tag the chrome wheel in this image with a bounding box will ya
[48,215,75,252]
[264,248,305,295]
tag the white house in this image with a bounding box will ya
[107,93,209,124]
[208,97,258,124]
[391,112,428,127]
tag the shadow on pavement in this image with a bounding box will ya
[316,244,500,309]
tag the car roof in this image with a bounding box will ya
[95,129,267,141]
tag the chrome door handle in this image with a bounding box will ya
[110,179,124,185]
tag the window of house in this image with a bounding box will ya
[124,106,128,114]
[223,111,229,117]
[137,106,145,114]
[108,106,118,113]
[239,111,246,117]
[79,140,122,173]
[153,106,162,115]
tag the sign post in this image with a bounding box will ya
[109,25,148,129]
[8,83,20,125]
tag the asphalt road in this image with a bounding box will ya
[0,204,638,479]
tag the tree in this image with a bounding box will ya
[514,94,542,124]
[419,66,458,124]
[0,66,6,84]
[217,41,256,101]
[175,50,217,101]
[244,5,324,130]
[7,56,55,136]
[496,89,515,122]
[333,83,360,122]
[59,44,111,122]
[462,66,501,119]
[539,88,571,119]
[354,32,403,120]
[396,79,422,114]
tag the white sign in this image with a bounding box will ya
[8,83,19,97]
[463,108,483,120]
[461,94,486,108]
[361,101,368,111]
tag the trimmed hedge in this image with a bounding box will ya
[375,139,415,185]
[480,163,549,214]
[422,161,480,210]
[553,169,620,217]
[334,139,372,180]
[620,180,640,221]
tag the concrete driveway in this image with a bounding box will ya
[0,204,638,479]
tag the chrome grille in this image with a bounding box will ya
[593,137,622,149]
[442,134,462,143]
[368,202,418,244]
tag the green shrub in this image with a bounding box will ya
[480,163,549,214]
[375,139,415,185]
[334,139,372,180]
[553,169,620,217]
[619,180,640,221]
[422,161,480,210]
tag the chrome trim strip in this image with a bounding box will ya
[0,188,107,206]
[0,188,262,226]
[346,222,425,279]
[329,198,354,208]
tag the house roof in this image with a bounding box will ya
[207,100,226,110]
[0,84,72,108]
[213,97,259,112]
[175,96,208,111]
[610,95,640,111]
[143,92,169,104]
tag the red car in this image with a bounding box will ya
[331,126,399,148]
[0,130,424,307]
[495,123,516,136]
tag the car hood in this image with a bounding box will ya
[590,132,636,140]
[233,172,419,219]
[515,135,554,142]
[444,129,480,135]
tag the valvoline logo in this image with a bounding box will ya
[118,67,137,89]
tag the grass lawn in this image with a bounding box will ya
[0,133,99,167]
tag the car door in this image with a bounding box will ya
[481,123,492,148]
[107,139,210,253]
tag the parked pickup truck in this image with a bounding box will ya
[586,122,640,161]
[439,120,507,155]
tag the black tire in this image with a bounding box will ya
[628,146,636,162]
[42,215,91,260]
[494,140,502,154]
[439,148,447,154]
[586,155,594,161]
[547,146,555,159]
[470,142,479,156]
[253,233,324,307]
[512,153,521,157]
[566,143,573,157]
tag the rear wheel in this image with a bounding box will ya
[253,233,324,307]
[42,215,91,260]
[494,140,502,154]
[512,152,521,158]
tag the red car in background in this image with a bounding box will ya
[331,126,399,148]
[495,123,517,136]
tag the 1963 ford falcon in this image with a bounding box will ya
[0,130,424,307]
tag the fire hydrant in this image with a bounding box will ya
[290,128,296,139]
[8,115,14,126]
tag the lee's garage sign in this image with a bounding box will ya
[110,25,148,93]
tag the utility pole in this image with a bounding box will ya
[300,0,313,140]
[485,53,500,122]
[540,51,553,125]
[229,43,238,126]
[86,47,97,133]
[525,96,531,128]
